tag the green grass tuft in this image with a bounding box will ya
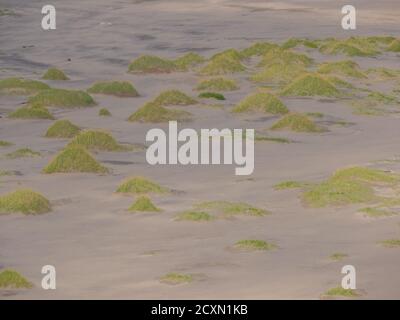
[318,60,367,79]
[281,38,320,49]
[234,239,276,251]
[196,77,239,91]
[233,92,288,114]
[5,148,40,159]
[251,63,306,84]
[160,273,193,285]
[176,210,213,222]
[194,200,269,217]
[29,88,95,108]
[128,196,161,212]
[280,73,341,97]
[198,92,225,100]
[99,108,112,117]
[8,105,54,120]
[42,68,69,80]
[153,90,197,106]
[45,120,80,138]
[199,49,245,75]
[241,42,280,57]
[271,113,323,132]
[274,180,305,190]
[325,287,359,297]
[68,130,129,152]
[379,239,400,248]
[127,101,191,123]
[0,189,51,215]
[319,37,380,56]
[0,270,33,289]
[87,81,139,97]
[174,52,205,71]
[387,39,400,52]
[0,78,50,95]
[0,140,13,147]
[128,55,178,74]
[117,177,167,194]
[258,48,313,68]
[330,253,348,261]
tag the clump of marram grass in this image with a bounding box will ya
[194,200,269,218]
[153,90,197,106]
[174,52,205,71]
[358,207,397,218]
[87,81,139,97]
[128,196,161,212]
[251,63,306,84]
[274,181,306,190]
[176,210,214,222]
[0,140,13,147]
[0,189,51,215]
[280,73,341,97]
[42,145,108,174]
[271,113,323,133]
[387,39,400,52]
[0,78,50,95]
[99,108,111,117]
[379,239,400,248]
[68,130,130,152]
[281,38,320,49]
[319,37,385,56]
[330,253,348,261]
[128,55,178,74]
[5,148,41,159]
[233,92,288,114]
[241,42,279,57]
[116,177,168,194]
[42,67,69,80]
[196,77,239,91]
[198,92,225,100]
[8,105,54,120]
[302,167,400,207]
[349,91,399,116]
[0,270,33,289]
[234,240,276,251]
[324,287,359,297]
[127,102,191,123]
[45,120,80,138]
[199,49,245,75]
[258,48,313,68]
[29,88,95,108]
[160,273,193,285]
[317,60,367,79]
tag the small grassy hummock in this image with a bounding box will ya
[45,120,81,138]
[241,42,280,58]
[160,273,193,285]
[274,181,305,190]
[128,196,161,212]
[42,145,108,174]
[8,105,54,120]
[128,55,178,74]
[324,287,359,297]
[270,113,323,133]
[387,39,400,52]
[319,37,380,57]
[153,90,197,106]
[68,130,129,152]
[0,189,51,215]
[87,81,139,97]
[99,108,112,117]
[199,49,245,75]
[42,67,69,80]
[258,48,313,68]
[0,140,13,147]
[127,102,191,123]
[0,270,33,289]
[233,92,288,114]
[330,253,348,261]
[366,67,400,80]
[196,77,239,91]
[280,74,341,97]
[29,89,96,108]
[174,52,205,71]
[379,239,400,248]
[281,38,320,49]
[116,177,167,194]
[234,240,276,251]
[5,148,41,159]
[251,63,305,84]
[358,207,397,218]
[194,200,269,217]
[198,92,225,100]
[176,210,213,222]
[0,78,50,95]
[318,60,367,79]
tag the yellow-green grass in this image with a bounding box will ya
[194,200,269,217]
[68,130,129,152]
[128,55,178,74]
[45,120,80,138]
[42,67,69,80]
[199,49,245,75]
[379,239,400,248]
[175,210,214,222]
[324,287,359,297]
[129,196,161,212]
[127,102,191,123]
[29,88,95,108]
[234,240,276,251]
[366,68,400,80]
[0,9,16,16]
[153,90,197,106]
[253,136,291,144]
[251,63,306,84]
[0,140,13,147]
[99,108,111,117]
[274,180,306,190]
[281,38,320,49]
[42,145,108,174]
[258,48,313,68]
[350,92,399,116]
[0,189,51,215]
[196,77,239,91]
[358,207,397,218]
[387,39,400,52]
[87,81,139,97]
[5,148,40,159]
[271,113,323,133]
[318,60,367,79]
[174,52,205,71]
[319,37,381,57]
[0,78,50,95]
[160,273,193,285]
[198,92,225,100]
[330,253,348,261]
[280,74,341,97]
[241,42,280,57]
[116,176,168,194]
[8,105,54,120]
[233,92,288,114]
[0,270,33,289]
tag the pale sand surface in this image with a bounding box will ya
[0,0,400,299]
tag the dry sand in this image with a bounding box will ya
[0,0,400,299]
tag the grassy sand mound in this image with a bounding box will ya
[128,102,191,123]
[68,130,129,152]
[42,68,69,80]
[160,273,193,285]
[251,63,305,84]
[379,239,400,248]
[366,68,400,80]
[0,189,51,215]
[117,177,167,194]
[153,90,197,106]
[43,145,108,174]
[129,196,161,212]
[198,92,225,100]
[324,287,359,297]
[87,81,139,97]
[199,49,245,75]
[233,92,288,114]
[5,148,40,159]
[128,55,177,74]
[241,42,279,57]
[258,48,313,68]
[196,77,238,91]
[318,60,367,79]
[174,52,205,71]
[0,78,50,95]
[176,210,213,222]
[0,140,13,147]
[234,240,276,251]
[281,38,319,49]
[8,105,54,120]
[387,39,400,52]
[0,270,33,289]
[350,91,399,116]
[280,74,340,97]
[45,120,80,138]
[29,89,95,108]
[271,113,323,132]
[99,108,111,117]
[194,200,269,218]
[319,37,380,56]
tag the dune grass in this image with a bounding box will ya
[0,78,50,95]
[318,60,367,79]
[387,39,400,52]
[160,273,193,285]
[366,67,400,80]
[0,270,33,289]
[199,49,245,75]
[0,189,51,215]
[258,48,313,68]
[358,207,397,218]
[281,38,320,49]
[196,77,239,91]
[128,55,178,74]
[29,88,95,108]
[174,52,205,71]
[251,63,306,84]
[153,90,197,106]
[42,67,69,80]
[194,200,269,217]
[330,253,348,261]
[68,130,129,152]
[198,92,225,100]
[280,73,341,97]
[117,177,167,194]
[42,145,108,174]
[127,101,191,123]
[128,196,161,212]
[0,140,13,147]
[350,91,399,116]
[8,105,54,120]
[99,108,111,117]
[379,239,400,248]
[319,37,380,57]
[271,113,323,133]
[176,210,214,222]
[234,240,276,251]
[324,287,359,297]
[274,180,305,190]
[45,120,80,138]
[233,92,288,114]
[87,81,139,97]
[5,148,40,159]
[241,42,280,57]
